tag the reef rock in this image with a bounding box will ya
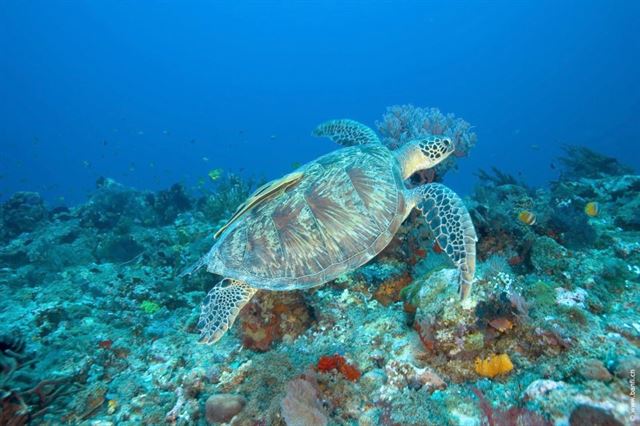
[238,290,312,351]
[1,191,48,239]
[205,394,246,424]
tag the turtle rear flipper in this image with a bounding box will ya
[411,183,477,299]
[198,278,257,344]
[313,119,380,146]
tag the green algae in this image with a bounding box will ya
[140,300,161,314]
[526,280,556,311]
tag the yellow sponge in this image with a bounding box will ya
[474,354,514,378]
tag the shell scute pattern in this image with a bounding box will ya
[210,145,405,290]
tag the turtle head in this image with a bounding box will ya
[396,135,455,179]
[417,135,455,166]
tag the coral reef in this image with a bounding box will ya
[0,192,48,240]
[0,143,638,425]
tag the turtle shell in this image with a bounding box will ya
[206,144,408,290]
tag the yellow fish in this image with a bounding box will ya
[208,168,223,181]
[517,210,536,226]
[107,399,118,414]
[584,202,599,217]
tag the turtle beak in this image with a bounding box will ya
[442,137,455,156]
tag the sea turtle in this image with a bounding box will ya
[185,119,477,344]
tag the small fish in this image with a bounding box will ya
[584,202,599,217]
[530,144,540,151]
[208,168,223,181]
[291,162,302,169]
[202,156,209,162]
[82,160,91,168]
[270,134,277,140]
[517,210,536,226]
[107,399,118,415]
[550,163,556,170]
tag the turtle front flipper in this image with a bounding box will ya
[313,119,380,146]
[198,278,257,344]
[410,184,478,299]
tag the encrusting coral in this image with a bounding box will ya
[316,354,361,382]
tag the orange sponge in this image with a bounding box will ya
[317,354,361,381]
[474,354,514,378]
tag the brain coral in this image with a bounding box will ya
[376,104,477,180]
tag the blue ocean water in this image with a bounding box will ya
[1,1,638,203]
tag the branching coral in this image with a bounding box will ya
[476,167,530,190]
[196,173,259,223]
[558,145,634,180]
[376,104,477,180]
[1,335,81,425]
